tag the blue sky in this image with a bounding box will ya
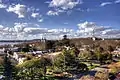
[0,0,120,40]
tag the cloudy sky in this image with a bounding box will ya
[0,0,120,40]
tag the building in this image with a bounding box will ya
[13,52,26,64]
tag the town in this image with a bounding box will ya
[0,35,120,80]
[0,0,120,80]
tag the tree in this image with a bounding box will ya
[54,49,88,74]
[16,57,52,80]
[98,47,104,53]
[16,58,42,80]
[39,57,52,79]
[3,55,12,80]
[78,51,92,60]
[46,40,54,49]
[62,35,70,46]
[107,45,114,53]
[63,35,67,40]
[99,53,112,64]
[72,47,80,57]
[95,47,104,62]
[53,54,65,72]
[22,44,32,52]
[76,63,88,72]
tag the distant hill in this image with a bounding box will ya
[70,37,120,50]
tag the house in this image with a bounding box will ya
[112,48,120,54]
[64,46,71,50]
[79,48,86,51]
[13,52,26,64]
[112,50,120,54]
[18,56,26,64]
[0,49,6,56]
[91,37,102,41]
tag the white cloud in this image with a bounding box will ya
[76,8,84,12]
[0,2,42,20]
[23,27,48,35]
[0,23,76,40]
[6,4,27,18]
[47,0,82,16]
[14,23,26,32]
[49,0,82,10]
[31,12,39,18]
[47,10,59,16]
[100,2,112,7]
[64,22,68,25]
[45,1,51,4]
[0,25,4,29]
[27,7,39,12]
[0,3,7,8]
[77,21,112,37]
[78,21,96,29]
[46,9,65,16]
[102,29,120,35]
[0,21,120,40]
[38,18,44,22]
[115,0,120,3]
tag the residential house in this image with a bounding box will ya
[13,52,26,64]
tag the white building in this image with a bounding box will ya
[13,52,26,64]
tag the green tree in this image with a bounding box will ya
[39,57,52,79]
[54,49,88,74]
[95,47,104,62]
[16,57,52,80]
[3,55,12,80]
[53,54,64,72]
[62,35,70,46]
[16,58,42,80]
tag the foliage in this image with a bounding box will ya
[16,57,52,80]
[78,51,94,60]
[107,45,114,53]
[53,54,64,72]
[88,64,99,70]
[3,55,13,80]
[54,35,70,47]
[46,40,55,49]
[17,58,40,68]
[54,48,88,74]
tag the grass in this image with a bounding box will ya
[82,62,100,70]
[88,65,97,70]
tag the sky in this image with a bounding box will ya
[0,0,120,40]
